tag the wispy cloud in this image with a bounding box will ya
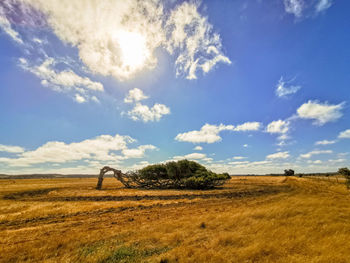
[233,156,247,160]
[173,153,207,160]
[165,1,231,79]
[266,151,290,159]
[0,4,23,44]
[175,122,261,144]
[315,139,336,145]
[284,0,304,17]
[299,150,332,159]
[19,57,104,103]
[0,144,25,153]
[315,0,332,13]
[283,0,333,18]
[275,77,301,98]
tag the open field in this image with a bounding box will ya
[1,176,350,263]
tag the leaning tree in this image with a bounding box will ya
[96,159,230,190]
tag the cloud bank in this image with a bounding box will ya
[5,0,230,81]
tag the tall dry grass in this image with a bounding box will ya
[0,176,350,262]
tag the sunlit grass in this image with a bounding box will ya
[0,176,349,262]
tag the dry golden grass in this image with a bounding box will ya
[1,176,350,262]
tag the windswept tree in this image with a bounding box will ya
[96,160,230,190]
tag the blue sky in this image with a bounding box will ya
[0,0,349,174]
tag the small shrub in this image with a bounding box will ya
[338,167,350,189]
[284,169,295,176]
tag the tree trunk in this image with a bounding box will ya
[96,168,105,190]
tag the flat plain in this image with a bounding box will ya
[1,176,350,263]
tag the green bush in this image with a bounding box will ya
[338,167,350,177]
[137,160,230,189]
[284,169,295,176]
[338,167,350,189]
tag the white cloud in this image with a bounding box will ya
[173,152,207,160]
[284,0,304,17]
[328,158,346,164]
[243,144,248,148]
[19,57,104,102]
[338,129,350,139]
[316,0,332,13]
[75,94,86,103]
[18,0,230,81]
[0,134,157,167]
[307,159,322,164]
[194,146,203,151]
[175,124,235,144]
[315,139,336,145]
[266,120,290,134]
[0,144,25,153]
[127,103,170,123]
[0,4,23,44]
[297,100,345,125]
[275,77,301,98]
[122,145,156,159]
[233,156,246,160]
[266,151,290,159]
[175,121,261,144]
[123,88,170,122]
[234,122,261,131]
[299,150,333,159]
[124,88,149,104]
[228,161,249,165]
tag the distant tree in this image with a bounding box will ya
[338,167,350,177]
[284,169,295,176]
[338,168,350,188]
[96,160,230,190]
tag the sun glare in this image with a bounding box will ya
[116,31,149,71]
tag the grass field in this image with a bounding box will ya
[1,176,350,263]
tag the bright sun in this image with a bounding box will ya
[116,31,149,71]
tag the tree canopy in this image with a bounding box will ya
[136,160,230,189]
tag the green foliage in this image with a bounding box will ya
[338,167,350,189]
[338,167,350,177]
[137,160,230,189]
[138,164,167,180]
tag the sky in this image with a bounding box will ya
[0,0,349,175]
